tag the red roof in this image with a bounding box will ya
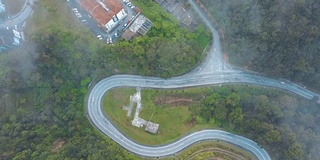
[80,0,123,28]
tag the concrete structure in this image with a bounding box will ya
[122,29,135,41]
[122,14,152,40]
[145,121,159,134]
[80,0,127,32]
[123,87,159,133]
[123,87,142,117]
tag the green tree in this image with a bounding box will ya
[228,107,244,124]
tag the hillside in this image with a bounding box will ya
[202,0,320,92]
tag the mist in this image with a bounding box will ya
[202,0,320,159]
[0,0,319,159]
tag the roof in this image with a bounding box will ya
[145,121,159,134]
[122,29,135,41]
[80,0,123,27]
[129,15,152,34]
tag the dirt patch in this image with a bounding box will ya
[51,138,65,153]
[154,96,193,106]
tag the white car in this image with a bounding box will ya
[76,13,82,17]
[97,35,103,40]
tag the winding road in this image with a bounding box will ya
[87,0,319,160]
[86,0,320,159]
[2,0,319,159]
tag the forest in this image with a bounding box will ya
[191,85,320,160]
[201,0,320,92]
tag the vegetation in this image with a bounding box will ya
[1,0,318,159]
[106,0,211,78]
[103,88,212,145]
[103,85,320,160]
[0,0,210,159]
[201,0,320,92]
[174,141,256,160]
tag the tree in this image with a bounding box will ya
[214,105,228,121]
[283,142,303,160]
[226,92,240,108]
[263,129,281,144]
[228,107,244,124]
[133,45,145,57]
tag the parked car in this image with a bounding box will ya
[123,23,127,28]
[97,35,102,40]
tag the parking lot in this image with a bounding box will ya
[66,0,138,44]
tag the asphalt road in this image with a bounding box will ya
[87,74,271,160]
[87,72,319,158]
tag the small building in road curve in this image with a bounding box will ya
[80,0,127,32]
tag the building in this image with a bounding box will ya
[122,14,152,41]
[145,121,159,134]
[0,28,16,53]
[0,1,5,13]
[80,0,127,32]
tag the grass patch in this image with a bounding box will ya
[131,0,177,23]
[102,84,304,145]
[192,24,211,49]
[103,87,219,145]
[174,140,256,160]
